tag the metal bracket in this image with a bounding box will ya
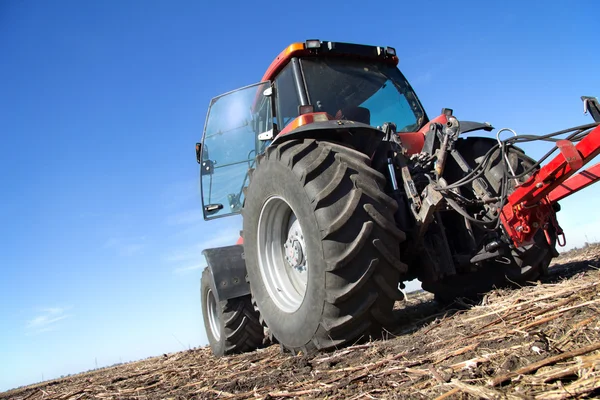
[416,184,444,237]
[556,139,583,171]
[396,155,422,211]
[258,129,273,141]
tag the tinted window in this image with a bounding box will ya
[274,64,301,129]
[301,57,425,132]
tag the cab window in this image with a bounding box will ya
[273,63,301,129]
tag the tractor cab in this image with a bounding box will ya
[269,42,426,134]
[197,40,428,219]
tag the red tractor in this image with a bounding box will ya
[195,40,600,356]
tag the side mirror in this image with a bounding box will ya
[195,143,202,164]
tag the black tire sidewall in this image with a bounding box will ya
[201,268,226,356]
[243,157,327,349]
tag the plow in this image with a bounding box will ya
[194,39,600,357]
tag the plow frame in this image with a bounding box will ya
[501,123,600,248]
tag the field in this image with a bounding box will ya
[3,245,600,399]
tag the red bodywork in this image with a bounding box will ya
[501,124,600,247]
[261,43,308,81]
[398,114,449,155]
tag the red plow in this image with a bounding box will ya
[501,97,600,249]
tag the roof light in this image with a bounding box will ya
[305,39,321,49]
[386,47,396,56]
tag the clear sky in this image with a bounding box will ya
[1,0,599,391]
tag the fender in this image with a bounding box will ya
[270,113,452,157]
[202,245,250,301]
[270,118,386,157]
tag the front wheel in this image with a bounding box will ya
[242,139,407,353]
[200,268,266,356]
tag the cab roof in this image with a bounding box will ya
[261,40,399,82]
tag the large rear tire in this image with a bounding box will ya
[242,139,406,353]
[200,268,265,356]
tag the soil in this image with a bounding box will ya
[3,245,600,399]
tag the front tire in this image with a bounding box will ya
[200,268,265,356]
[242,139,407,353]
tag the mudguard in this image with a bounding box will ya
[270,120,386,157]
[202,245,250,301]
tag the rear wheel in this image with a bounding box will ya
[200,268,265,356]
[429,235,555,304]
[424,140,557,303]
[243,139,407,353]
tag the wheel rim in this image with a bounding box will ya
[206,288,221,341]
[257,196,308,313]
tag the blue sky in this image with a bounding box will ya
[1,0,599,391]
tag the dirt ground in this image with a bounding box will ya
[3,245,600,400]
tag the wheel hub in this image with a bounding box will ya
[284,219,305,269]
[284,239,304,267]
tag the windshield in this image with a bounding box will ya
[301,57,426,132]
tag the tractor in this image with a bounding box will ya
[195,39,600,357]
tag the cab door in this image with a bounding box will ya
[200,82,273,219]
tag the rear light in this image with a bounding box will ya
[305,39,321,49]
[277,112,334,136]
